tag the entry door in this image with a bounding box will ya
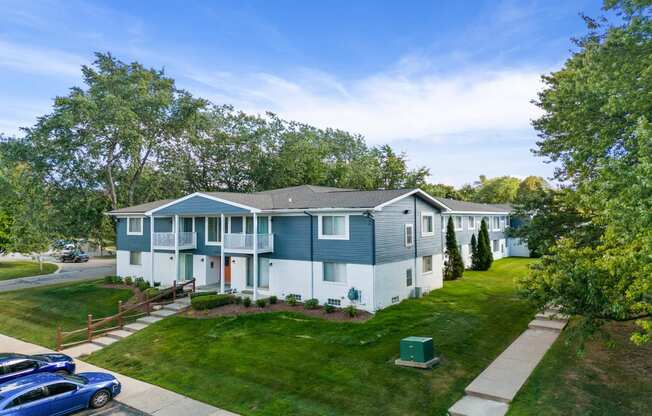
[179,254,193,281]
[224,256,231,284]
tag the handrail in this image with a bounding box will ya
[56,278,196,351]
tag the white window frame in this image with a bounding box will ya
[179,216,195,233]
[421,212,435,236]
[441,216,446,233]
[422,255,433,275]
[468,216,476,230]
[205,216,222,246]
[404,224,414,247]
[454,216,463,231]
[406,268,413,287]
[322,262,347,284]
[318,214,350,240]
[493,239,499,252]
[129,251,142,266]
[126,217,143,236]
[493,216,501,231]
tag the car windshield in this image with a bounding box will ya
[61,374,88,385]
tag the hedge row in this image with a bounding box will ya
[191,294,234,310]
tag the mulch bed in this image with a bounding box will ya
[183,300,372,322]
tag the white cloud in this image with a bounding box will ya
[0,39,85,77]
[186,60,545,145]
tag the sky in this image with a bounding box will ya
[0,0,604,186]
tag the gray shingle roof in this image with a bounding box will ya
[435,197,512,213]
[108,199,175,214]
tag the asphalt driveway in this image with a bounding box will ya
[0,258,116,292]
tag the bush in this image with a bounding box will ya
[269,295,278,304]
[153,281,161,287]
[191,291,217,299]
[104,275,121,284]
[134,277,150,291]
[234,296,243,305]
[344,305,358,318]
[191,294,234,310]
[304,298,319,309]
[285,294,298,306]
[256,298,267,308]
[143,287,160,299]
[323,303,335,313]
[243,297,252,307]
[124,276,133,286]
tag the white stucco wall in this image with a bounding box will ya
[313,262,374,311]
[374,258,417,310]
[268,258,312,300]
[205,255,221,285]
[116,250,151,281]
[417,253,444,292]
[192,255,208,286]
[491,238,507,260]
[229,255,248,291]
[153,252,176,285]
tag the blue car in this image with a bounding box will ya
[0,372,121,415]
[0,354,75,384]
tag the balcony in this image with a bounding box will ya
[153,232,197,250]
[223,233,274,253]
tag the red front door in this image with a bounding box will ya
[224,256,231,285]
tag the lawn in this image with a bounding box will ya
[0,280,134,348]
[86,258,537,416]
[0,260,58,281]
[508,320,652,415]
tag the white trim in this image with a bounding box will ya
[205,216,223,246]
[322,261,348,284]
[126,217,143,235]
[420,212,435,236]
[454,215,463,231]
[404,223,414,247]
[421,255,434,274]
[468,216,476,230]
[145,192,261,215]
[317,214,350,240]
[374,189,450,211]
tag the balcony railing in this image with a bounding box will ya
[153,232,197,249]
[223,233,274,252]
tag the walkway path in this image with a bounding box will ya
[0,329,237,416]
[449,308,569,416]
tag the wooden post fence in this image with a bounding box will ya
[173,280,177,302]
[87,314,93,341]
[118,300,124,329]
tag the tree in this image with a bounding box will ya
[516,176,549,202]
[476,219,493,271]
[520,0,652,345]
[421,183,462,199]
[470,233,480,270]
[473,175,521,204]
[443,217,464,280]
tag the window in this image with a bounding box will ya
[493,240,499,252]
[127,217,143,235]
[421,213,434,236]
[206,217,221,245]
[9,387,47,408]
[391,296,400,303]
[47,383,77,396]
[454,216,463,230]
[468,216,476,230]
[422,255,433,274]
[8,360,38,374]
[493,216,500,231]
[129,251,142,266]
[257,216,270,234]
[327,298,341,306]
[318,215,349,240]
[406,268,413,286]
[404,224,414,247]
[323,262,347,283]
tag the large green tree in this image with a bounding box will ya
[443,217,464,280]
[519,0,652,345]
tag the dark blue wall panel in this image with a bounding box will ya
[116,217,150,251]
[155,195,249,215]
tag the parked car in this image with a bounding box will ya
[59,250,89,263]
[0,372,121,415]
[0,354,75,384]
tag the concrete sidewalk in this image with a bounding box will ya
[0,333,237,416]
[0,259,116,292]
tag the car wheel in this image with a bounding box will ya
[55,370,69,375]
[90,389,111,409]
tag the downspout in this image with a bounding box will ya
[414,198,418,293]
[304,211,315,299]
[367,211,376,310]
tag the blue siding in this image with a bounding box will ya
[230,217,243,233]
[154,217,173,233]
[415,197,442,258]
[188,217,222,256]
[155,195,249,215]
[269,214,373,264]
[116,217,150,252]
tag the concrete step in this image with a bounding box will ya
[123,322,148,332]
[535,310,569,322]
[91,336,119,347]
[449,395,509,416]
[61,343,103,358]
[137,316,163,324]
[151,308,177,318]
[528,318,567,332]
[176,296,191,305]
[165,302,189,311]
[105,330,133,340]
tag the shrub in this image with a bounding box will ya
[104,275,119,284]
[143,287,160,299]
[191,291,217,299]
[444,216,464,280]
[243,297,252,307]
[304,298,319,309]
[134,277,150,291]
[191,294,233,310]
[323,303,335,313]
[256,298,267,308]
[477,219,493,271]
[153,281,161,287]
[234,296,243,305]
[124,276,133,286]
[344,305,358,318]
[269,295,278,304]
[285,294,298,306]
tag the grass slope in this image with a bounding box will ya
[87,258,536,416]
[0,281,133,348]
[509,320,652,416]
[0,260,58,281]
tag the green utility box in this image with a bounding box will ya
[395,336,439,369]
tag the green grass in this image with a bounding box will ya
[0,280,134,348]
[86,258,536,416]
[0,260,58,281]
[509,320,652,416]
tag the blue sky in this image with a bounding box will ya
[0,0,603,186]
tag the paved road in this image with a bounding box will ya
[0,258,116,292]
[76,401,148,415]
